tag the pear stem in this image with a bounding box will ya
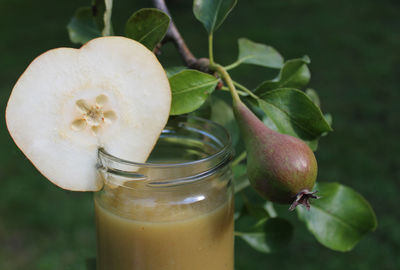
[209,63,241,103]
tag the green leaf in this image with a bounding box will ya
[165,66,187,78]
[237,38,283,69]
[305,88,334,137]
[237,217,293,253]
[305,88,320,107]
[189,97,212,119]
[248,93,324,150]
[233,164,249,193]
[261,114,279,132]
[211,98,239,146]
[297,182,377,252]
[257,88,332,148]
[255,56,311,94]
[193,0,237,33]
[67,7,101,44]
[67,0,113,45]
[125,8,170,51]
[169,70,218,115]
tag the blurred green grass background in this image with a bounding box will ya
[0,0,399,269]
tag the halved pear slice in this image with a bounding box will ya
[6,36,171,191]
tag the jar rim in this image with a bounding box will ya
[98,116,233,169]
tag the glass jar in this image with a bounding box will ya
[94,116,234,270]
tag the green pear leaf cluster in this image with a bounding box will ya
[68,0,377,257]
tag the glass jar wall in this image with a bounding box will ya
[94,116,234,270]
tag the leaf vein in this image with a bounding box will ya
[138,20,169,44]
[211,0,224,30]
[310,204,362,235]
[279,66,303,88]
[173,81,217,95]
[261,99,317,137]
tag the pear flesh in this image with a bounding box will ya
[6,36,171,191]
[233,101,318,210]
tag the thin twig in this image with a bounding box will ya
[153,0,211,72]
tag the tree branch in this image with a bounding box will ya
[152,0,210,73]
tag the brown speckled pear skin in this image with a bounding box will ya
[233,101,317,205]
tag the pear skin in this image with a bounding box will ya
[233,101,318,210]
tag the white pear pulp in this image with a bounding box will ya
[6,37,171,191]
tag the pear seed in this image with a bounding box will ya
[71,119,87,131]
[104,111,117,123]
[96,94,108,107]
[76,99,90,113]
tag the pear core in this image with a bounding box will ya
[71,95,117,136]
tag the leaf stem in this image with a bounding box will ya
[232,151,247,166]
[208,34,214,65]
[153,0,197,66]
[220,86,248,96]
[225,59,242,71]
[233,81,259,99]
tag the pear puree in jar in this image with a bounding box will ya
[94,180,234,270]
